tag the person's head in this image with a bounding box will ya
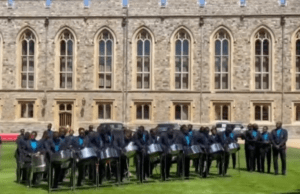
[253,124,258,130]
[124,129,132,140]
[188,124,193,131]
[137,127,143,138]
[59,127,66,137]
[20,129,25,135]
[138,126,145,132]
[105,125,112,135]
[150,128,156,137]
[180,125,188,135]
[263,126,268,133]
[276,121,282,129]
[89,125,94,132]
[69,129,74,136]
[225,125,231,134]
[31,131,37,140]
[167,128,174,137]
[204,127,210,135]
[247,124,253,130]
[42,131,49,140]
[24,132,31,140]
[79,128,85,138]
[53,132,59,140]
[199,126,204,133]
[211,127,217,135]
[47,123,52,130]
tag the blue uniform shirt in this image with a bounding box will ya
[79,137,83,146]
[143,134,146,143]
[252,130,257,138]
[54,140,60,152]
[262,133,269,141]
[30,140,38,151]
[185,135,190,146]
[230,133,234,140]
[277,129,282,137]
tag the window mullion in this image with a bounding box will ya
[181,40,183,90]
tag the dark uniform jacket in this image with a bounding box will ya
[158,132,177,153]
[270,128,288,150]
[218,131,234,147]
[191,131,209,149]
[90,133,104,151]
[245,129,261,150]
[48,138,69,154]
[133,131,150,151]
[71,136,91,150]
[209,134,220,144]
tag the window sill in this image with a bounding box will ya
[251,121,273,125]
[15,118,38,122]
[134,119,152,123]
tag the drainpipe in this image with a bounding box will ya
[280,15,285,123]
[122,8,128,125]
[199,17,204,125]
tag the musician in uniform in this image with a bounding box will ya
[177,125,192,179]
[218,126,234,175]
[21,131,46,186]
[245,123,261,172]
[18,132,31,183]
[244,124,252,171]
[192,127,209,175]
[271,121,288,175]
[148,128,160,177]
[119,129,133,181]
[72,128,93,186]
[158,127,176,180]
[134,126,150,181]
[208,127,220,173]
[259,126,271,173]
[229,128,238,169]
[46,123,53,139]
[39,131,51,180]
[48,131,69,189]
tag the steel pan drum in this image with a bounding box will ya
[32,154,47,173]
[79,147,97,160]
[100,148,119,161]
[124,142,138,158]
[209,143,224,155]
[147,144,163,157]
[186,145,203,159]
[169,144,183,155]
[51,150,72,163]
[227,143,240,153]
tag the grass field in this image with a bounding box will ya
[0,143,299,194]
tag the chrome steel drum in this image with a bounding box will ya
[209,143,224,155]
[79,147,97,160]
[100,148,119,161]
[32,154,47,173]
[147,144,163,157]
[227,143,240,154]
[169,144,183,156]
[186,145,203,159]
[124,142,138,158]
[52,150,72,163]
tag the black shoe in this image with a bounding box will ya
[275,172,279,175]
[282,171,286,175]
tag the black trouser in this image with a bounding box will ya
[160,154,172,180]
[245,143,250,171]
[273,148,286,174]
[178,154,190,178]
[194,159,199,173]
[255,146,261,172]
[52,163,62,188]
[231,153,236,169]
[76,159,95,186]
[136,152,150,181]
[219,153,229,175]
[249,148,256,172]
[260,145,271,173]
[120,156,128,181]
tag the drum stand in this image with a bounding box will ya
[237,150,241,176]
[182,152,185,180]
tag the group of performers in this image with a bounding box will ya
[14,121,288,189]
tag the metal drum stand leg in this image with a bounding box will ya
[96,161,99,188]
[141,152,144,183]
[182,153,185,180]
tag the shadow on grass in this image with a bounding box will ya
[280,190,300,194]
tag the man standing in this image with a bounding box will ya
[245,123,261,172]
[229,128,238,169]
[244,124,252,171]
[259,126,271,173]
[46,123,53,139]
[271,121,288,175]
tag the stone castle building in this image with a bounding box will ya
[0,0,300,137]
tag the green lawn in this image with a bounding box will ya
[0,143,299,194]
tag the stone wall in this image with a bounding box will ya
[0,0,299,138]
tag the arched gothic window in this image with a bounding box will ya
[136,30,151,89]
[295,31,300,90]
[214,30,230,90]
[255,29,271,90]
[59,30,74,89]
[99,30,113,89]
[21,30,35,89]
[175,30,190,89]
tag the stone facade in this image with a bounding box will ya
[0,0,300,137]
